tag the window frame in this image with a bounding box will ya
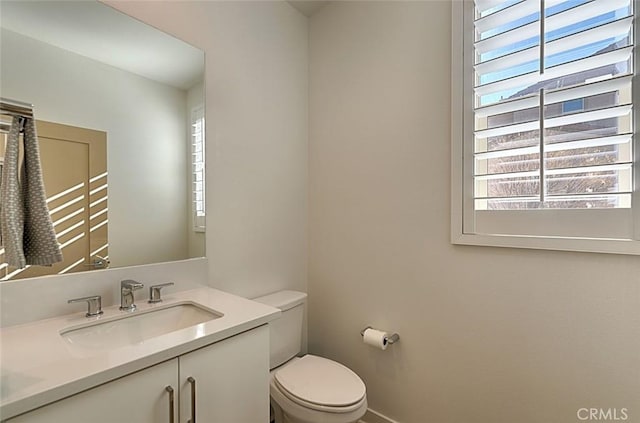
[451,0,640,255]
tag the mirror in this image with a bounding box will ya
[0,1,205,280]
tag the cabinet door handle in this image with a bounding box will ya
[187,376,196,423]
[165,386,175,423]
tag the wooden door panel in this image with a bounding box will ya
[0,121,107,280]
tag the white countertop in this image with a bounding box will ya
[0,287,280,420]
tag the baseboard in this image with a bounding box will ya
[360,408,400,423]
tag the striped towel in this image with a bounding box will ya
[0,116,62,268]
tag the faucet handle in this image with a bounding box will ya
[68,295,104,317]
[121,279,144,290]
[148,282,175,303]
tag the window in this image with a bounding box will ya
[562,98,584,114]
[191,106,205,232]
[451,0,639,254]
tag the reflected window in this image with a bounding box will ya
[192,106,205,232]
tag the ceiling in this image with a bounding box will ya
[287,1,330,17]
[0,1,204,90]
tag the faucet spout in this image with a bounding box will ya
[120,279,144,311]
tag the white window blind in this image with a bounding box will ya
[451,0,640,254]
[474,0,634,211]
[191,106,205,232]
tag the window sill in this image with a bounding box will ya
[452,232,640,256]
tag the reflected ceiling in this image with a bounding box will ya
[0,1,203,90]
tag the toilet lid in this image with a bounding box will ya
[274,355,366,407]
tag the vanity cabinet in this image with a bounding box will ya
[6,359,179,423]
[5,326,269,423]
[179,325,270,422]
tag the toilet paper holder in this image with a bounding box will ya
[360,326,400,345]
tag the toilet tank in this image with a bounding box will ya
[253,290,307,369]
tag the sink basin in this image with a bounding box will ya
[60,302,222,353]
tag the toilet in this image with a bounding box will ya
[253,290,367,423]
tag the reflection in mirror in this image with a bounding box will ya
[0,1,205,281]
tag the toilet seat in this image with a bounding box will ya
[273,355,366,413]
[270,377,368,423]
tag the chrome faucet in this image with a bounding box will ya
[120,279,144,311]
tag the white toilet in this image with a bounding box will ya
[254,290,368,423]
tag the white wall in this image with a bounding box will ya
[0,28,190,267]
[106,1,309,298]
[309,2,640,423]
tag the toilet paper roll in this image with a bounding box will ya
[363,328,388,350]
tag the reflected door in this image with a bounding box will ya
[0,120,107,280]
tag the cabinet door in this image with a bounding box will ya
[7,359,179,423]
[179,325,270,423]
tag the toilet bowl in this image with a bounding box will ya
[270,355,367,423]
[253,291,367,423]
